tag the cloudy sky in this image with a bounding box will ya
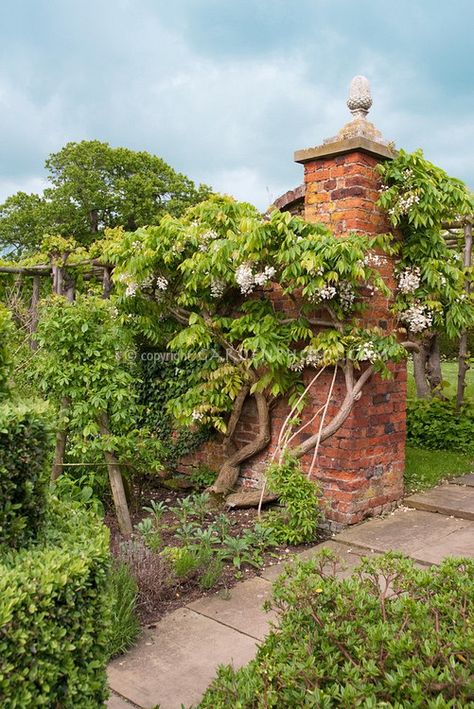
[0,0,473,210]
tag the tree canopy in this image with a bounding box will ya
[0,140,211,258]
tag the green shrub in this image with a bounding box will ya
[108,561,140,658]
[407,397,474,453]
[263,455,320,544]
[0,499,111,708]
[199,552,474,707]
[0,401,52,548]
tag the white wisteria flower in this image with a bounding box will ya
[339,281,356,310]
[210,280,225,298]
[401,303,433,333]
[363,253,385,267]
[156,276,169,291]
[235,263,276,294]
[235,263,255,294]
[358,341,378,363]
[398,266,421,294]
[254,266,276,286]
[191,410,204,422]
[125,283,138,297]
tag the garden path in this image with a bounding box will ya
[107,474,474,709]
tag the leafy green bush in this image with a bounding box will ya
[0,401,52,548]
[199,552,474,707]
[407,397,474,453]
[0,499,111,708]
[263,455,320,544]
[107,561,140,658]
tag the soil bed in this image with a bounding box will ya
[107,484,329,626]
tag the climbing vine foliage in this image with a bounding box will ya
[378,149,474,341]
[103,196,405,434]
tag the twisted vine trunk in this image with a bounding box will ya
[292,365,374,459]
[208,391,271,496]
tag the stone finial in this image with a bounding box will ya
[323,75,388,146]
[347,75,372,119]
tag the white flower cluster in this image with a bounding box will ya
[339,281,356,310]
[235,263,276,294]
[363,253,385,267]
[131,240,142,250]
[397,266,421,294]
[156,276,168,291]
[191,410,205,421]
[358,341,378,363]
[210,279,225,298]
[401,303,433,333]
[116,272,131,283]
[198,229,219,252]
[389,192,420,216]
[309,284,337,303]
[125,283,138,297]
[289,348,323,371]
[403,169,414,180]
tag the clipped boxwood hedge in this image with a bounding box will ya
[0,401,52,548]
[199,552,474,707]
[0,499,111,708]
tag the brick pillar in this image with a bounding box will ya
[290,135,406,527]
[237,135,406,528]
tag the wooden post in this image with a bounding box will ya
[102,267,113,299]
[456,223,473,411]
[51,397,70,481]
[98,412,133,536]
[29,275,41,350]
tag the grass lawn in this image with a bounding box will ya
[407,360,474,399]
[405,361,474,492]
[405,446,474,493]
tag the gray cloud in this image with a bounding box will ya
[0,0,472,210]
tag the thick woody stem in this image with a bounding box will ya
[293,365,374,460]
[209,391,271,496]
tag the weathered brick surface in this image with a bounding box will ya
[237,146,406,525]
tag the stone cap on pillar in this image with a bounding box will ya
[295,76,396,165]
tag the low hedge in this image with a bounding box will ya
[407,397,474,453]
[0,499,111,708]
[199,552,474,707]
[0,401,52,548]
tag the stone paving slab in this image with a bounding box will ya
[337,508,473,564]
[405,485,474,521]
[107,691,138,708]
[450,473,474,487]
[261,539,378,583]
[107,607,258,709]
[408,524,474,564]
[187,576,275,641]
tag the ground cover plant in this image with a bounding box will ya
[110,475,325,624]
[198,551,474,708]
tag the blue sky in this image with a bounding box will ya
[0,0,473,209]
